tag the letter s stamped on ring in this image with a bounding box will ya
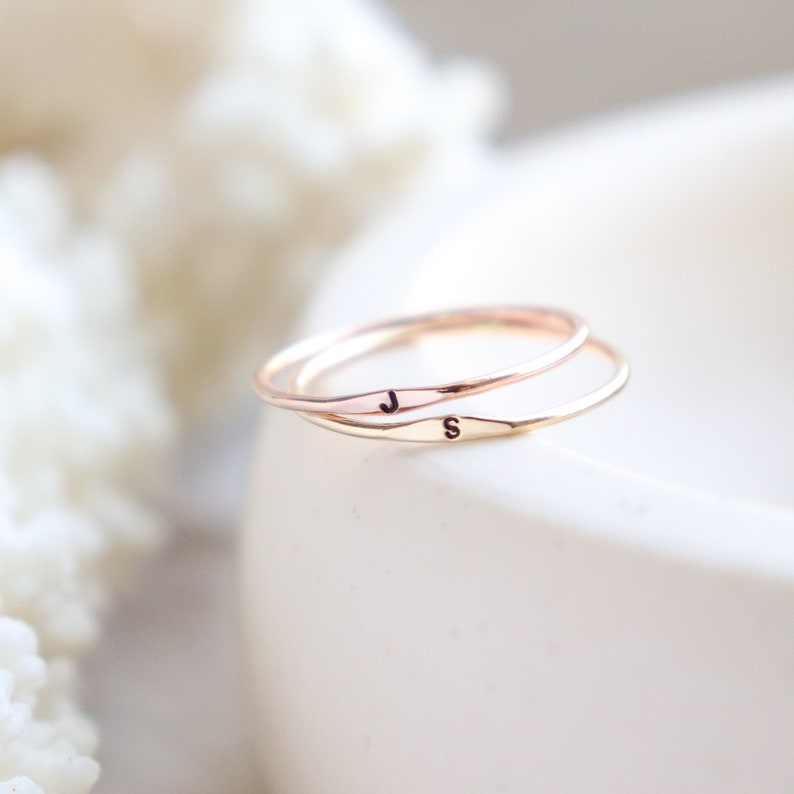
[443,416,461,440]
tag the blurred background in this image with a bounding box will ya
[393,0,794,136]
[0,1,790,793]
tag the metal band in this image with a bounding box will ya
[292,336,629,442]
[254,307,590,416]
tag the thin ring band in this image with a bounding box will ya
[293,337,629,443]
[254,307,589,416]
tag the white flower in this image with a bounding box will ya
[0,617,99,794]
[0,778,44,794]
[0,156,173,791]
[99,0,503,415]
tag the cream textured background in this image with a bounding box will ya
[85,3,794,792]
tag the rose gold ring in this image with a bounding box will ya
[254,307,590,416]
[293,336,629,443]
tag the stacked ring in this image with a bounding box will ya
[253,306,629,443]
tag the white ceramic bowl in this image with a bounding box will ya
[243,77,794,794]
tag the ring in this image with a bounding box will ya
[292,336,629,442]
[254,307,590,416]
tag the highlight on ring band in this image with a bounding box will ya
[253,306,629,443]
